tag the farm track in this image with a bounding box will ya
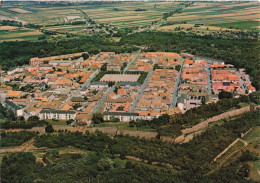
[0,138,44,154]
[205,138,248,176]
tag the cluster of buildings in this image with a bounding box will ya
[128,52,157,71]
[106,53,134,71]
[157,52,181,69]
[177,59,210,111]
[135,69,179,119]
[211,63,255,95]
[0,51,256,125]
[102,82,141,122]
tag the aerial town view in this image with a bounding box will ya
[0,1,259,182]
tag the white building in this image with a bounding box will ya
[7,67,24,75]
[39,109,76,120]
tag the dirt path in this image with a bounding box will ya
[0,138,44,154]
[205,138,248,176]
[213,138,248,162]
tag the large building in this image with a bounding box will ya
[39,109,76,120]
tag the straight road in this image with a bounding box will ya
[170,58,184,108]
[59,70,99,109]
[124,49,141,72]
[206,63,212,95]
[129,56,159,113]
[237,72,246,93]
[91,85,115,114]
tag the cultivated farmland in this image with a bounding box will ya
[0,1,259,41]
[166,1,259,30]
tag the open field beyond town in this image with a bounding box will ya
[0,1,259,42]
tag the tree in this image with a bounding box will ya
[45,124,54,133]
[92,113,104,124]
[157,123,182,139]
[218,91,233,99]
[249,91,260,104]
[108,82,115,87]
[5,109,16,121]
[66,119,74,125]
[201,96,206,105]
[129,120,136,127]
[153,64,160,70]
[239,95,250,103]
[114,86,119,94]
[73,103,81,110]
[100,63,107,71]
[82,53,89,60]
[175,65,181,71]
[27,116,39,121]
[97,158,114,171]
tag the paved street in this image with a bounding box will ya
[124,49,141,72]
[170,58,184,108]
[91,85,115,114]
[206,63,212,95]
[237,72,246,93]
[129,56,159,113]
[59,70,99,109]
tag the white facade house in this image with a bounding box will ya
[104,112,142,122]
[90,82,109,90]
[39,109,76,120]
[7,67,24,75]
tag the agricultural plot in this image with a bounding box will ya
[0,2,182,28]
[81,2,181,27]
[43,25,87,35]
[9,8,32,14]
[0,28,46,42]
[165,1,260,30]
[0,1,258,39]
[156,23,240,34]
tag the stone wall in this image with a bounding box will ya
[175,105,256,144]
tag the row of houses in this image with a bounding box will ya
[177,59,210,111]
[135,69,179,118]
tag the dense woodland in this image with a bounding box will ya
[1,131,37,147]
[1,111,259,182]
